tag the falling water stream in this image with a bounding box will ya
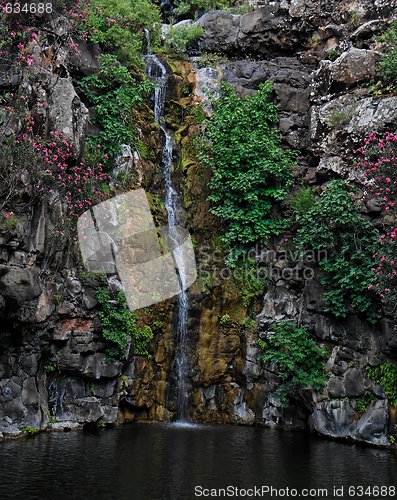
[145,30,190,421]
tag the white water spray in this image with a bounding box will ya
[145,29,190,421]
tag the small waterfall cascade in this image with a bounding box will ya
[144,29,190,421]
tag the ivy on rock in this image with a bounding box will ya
[203,82,295,250]
[294,180,379,321]
[258,321,327,406]
[96,289,153,362]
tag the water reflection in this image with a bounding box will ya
[0,423,395,500]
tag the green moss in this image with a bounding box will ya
[19,427,39,436]
[329,108,355,128]
[80,271,108,287]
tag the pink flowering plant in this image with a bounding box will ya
[0,5,39,69]
[1,125,110,241]
[33,131,110,240]
[357,132,397,314]
[0,212,19,232]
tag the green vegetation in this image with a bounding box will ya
[74,0,161,69]
[96,289,154,361]
[219,313,232,326]
[329,108,355,128]
[309,33,321,48]
[19,427,39,436]
[80,54,153,167]
[356,390,377,414]
[258,321,326,405]
[52,294,63,304]
[46,412,60,426]
[379,21,397,83]
[164,23,204,57]
[326,48,340,61]
[197,52,227,68]
[367,362,397,408]
[173,0,233,18]
[0,213,19,232]
[295,181,379,321]
[290,186,316,216]
[79,270,108,287]
[203,82,295,251]
[230,255,267,306]
[44,362,57,373]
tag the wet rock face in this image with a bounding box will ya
[311,399,389,446]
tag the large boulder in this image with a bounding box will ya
[48,77,89,155]
[0,268,42,304]
[198,11,240,52]
[310,399,356,438]
[346,96,397,137]
[355,401,389,446]
[324,48,380,87]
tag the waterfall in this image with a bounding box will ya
[144,30,190,421]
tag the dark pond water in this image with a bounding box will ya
[0,423,396,500]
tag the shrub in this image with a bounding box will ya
[203,82,295,250]
[367,362,397,408]
[34,131,109,239]
[96,289,153,361]
[379,21,397,83]
[66,0,161,69]
[295,180,379,320]
[173,0,233,19]
[290,186,316,216]
[0,212,19,232]
[79,54,153,167]
[258,321,326,405]
[164,23,204,57]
